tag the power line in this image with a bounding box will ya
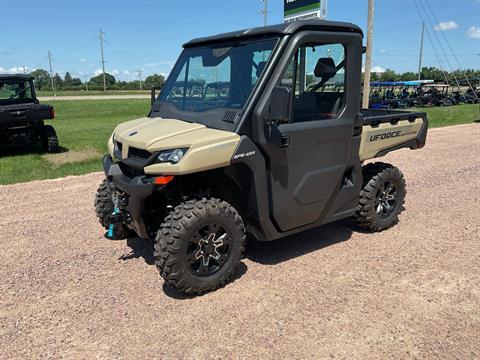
[98,29,107,92]
[413,0,449,84]
[424,0,478,98]
[417,0,460,87]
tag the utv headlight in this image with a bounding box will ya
[156,148,189,164]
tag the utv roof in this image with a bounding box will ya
[0,74,33,80]
[184,20,363,48]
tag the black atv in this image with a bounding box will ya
[0,74,58,153]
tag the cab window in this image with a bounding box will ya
[279,43,346,123]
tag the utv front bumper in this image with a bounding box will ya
[102,155,163,239]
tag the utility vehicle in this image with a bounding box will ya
[0,74,58,153]
[95,20,428,295]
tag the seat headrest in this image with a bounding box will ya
[256,61,267,78]
[314,58,337,79]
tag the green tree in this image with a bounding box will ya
[63,72,82,88]
[144,74,165,89]
[379,69,398,82]
[88,73,116,89]
[30,69,50,90]
[53,73,63,89]
[399,72,416,81]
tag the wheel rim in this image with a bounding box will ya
[374,181,397,218]
[186,223,231,277]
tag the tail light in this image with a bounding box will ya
[49,107,55,119]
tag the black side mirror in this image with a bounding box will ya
[151,87,157,106]
[267,86,291,125]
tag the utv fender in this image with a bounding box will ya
[229,136,284,241]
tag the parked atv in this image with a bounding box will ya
[0,74,58,153]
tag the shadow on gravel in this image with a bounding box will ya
[246,220,353,265]
[120,237,249,299]
[120,237,155,265]
[119,221,354,297]
[162,262,248,300]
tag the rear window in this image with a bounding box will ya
[0,80,34,104]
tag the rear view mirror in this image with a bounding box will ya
[267,86,291,124]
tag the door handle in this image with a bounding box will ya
[279,135,290,148]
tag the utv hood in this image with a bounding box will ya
[113,117,206,150]
[111,117,241,175]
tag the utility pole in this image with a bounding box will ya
[98,29,107,92]
[260,0,268,26]
[418,22,425,80]
[84,74,89,91]
[362,0,374,108]
[137,70,143,91]
[47,51,56,97]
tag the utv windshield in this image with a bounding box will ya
[0,79,34,105]
[155,37,279,130]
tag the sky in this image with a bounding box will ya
[0,0,479,81]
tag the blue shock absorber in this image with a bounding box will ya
[108,207,120,238]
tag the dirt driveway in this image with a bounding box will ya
[0,123,479,359]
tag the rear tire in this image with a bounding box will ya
[94,180,129,239]
[154,198,245,296]
[42,125,59,153]
[354,162,406,232]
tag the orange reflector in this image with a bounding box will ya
[154,175,174,185]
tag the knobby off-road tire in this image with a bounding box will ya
[94,180,129,239]
[42,125,59,153]
[354,162,406,232]
[155,198,246,296]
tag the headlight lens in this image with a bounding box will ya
[157,148,189,164]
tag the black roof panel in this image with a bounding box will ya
[0,74,33,80]
[184,20,363,47]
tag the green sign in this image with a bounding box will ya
[284,0,326,22]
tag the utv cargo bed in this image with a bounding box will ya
[359,109,428,161]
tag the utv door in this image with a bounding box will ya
[254,31,363,232]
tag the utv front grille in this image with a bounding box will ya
[128,147,151,160]
[119,162,145,178]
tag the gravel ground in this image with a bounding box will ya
[0,123,479,359]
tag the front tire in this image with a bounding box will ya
[354,163,406,232]
[94,180,130,239]
[154,198,245,295]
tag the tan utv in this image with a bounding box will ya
[95,20,428,295]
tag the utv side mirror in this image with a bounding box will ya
[151,87,157,106]
[267,86,292,125]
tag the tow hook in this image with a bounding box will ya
[107,207,122,238]
[106,191,129,239]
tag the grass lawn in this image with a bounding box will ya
[0,101,478,185]
[413,104,479,128]
[0,99,150,185]
[36,90,150,97]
